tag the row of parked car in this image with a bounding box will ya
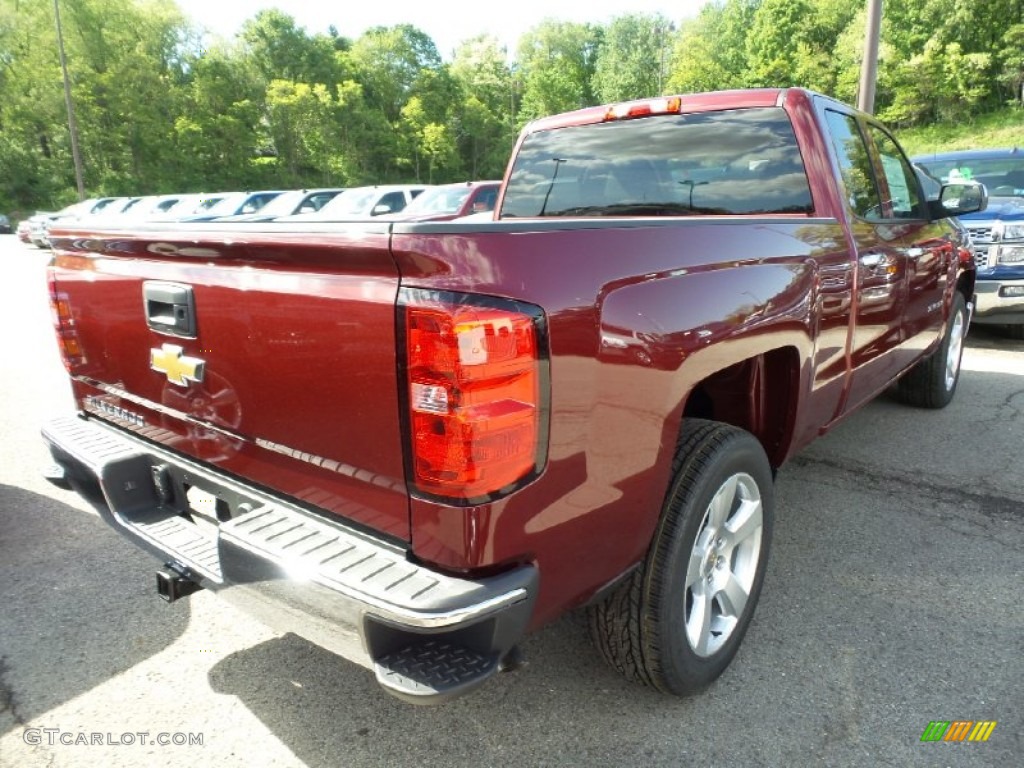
[15,180,502,249]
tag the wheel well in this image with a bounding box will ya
[681,347,799,467]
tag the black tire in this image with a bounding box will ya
[896,292,968,409]
[588,419,774,695]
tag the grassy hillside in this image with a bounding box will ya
[896,107,1024,156]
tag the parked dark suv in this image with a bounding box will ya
[913,147,1024,339]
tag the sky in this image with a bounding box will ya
[174,0,712,61]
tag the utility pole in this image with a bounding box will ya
[54,0,85,200]
[857,0,883,114]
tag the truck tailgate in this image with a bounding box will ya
[48,224,410,542]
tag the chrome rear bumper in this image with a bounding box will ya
[42,415,536,703]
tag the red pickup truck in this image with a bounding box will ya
[42,88,983,704]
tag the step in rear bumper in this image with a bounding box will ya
[42,415,537,703]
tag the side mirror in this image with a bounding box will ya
[371,204,392,216]
[932,182,988,218]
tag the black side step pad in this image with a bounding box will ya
[374,640,500,704]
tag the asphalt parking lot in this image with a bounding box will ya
[0,234,1020,767]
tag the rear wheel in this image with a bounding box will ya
[588,419,774,694]
[896,292,967,409]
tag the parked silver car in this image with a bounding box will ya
[285,185,431,220]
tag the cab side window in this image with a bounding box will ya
[379,191,407,212]
[474,188,498,211]
[867,126,925,220]
[824,110,882,220]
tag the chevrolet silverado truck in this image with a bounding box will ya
[42,88,984,704]
[913,148,1024,339]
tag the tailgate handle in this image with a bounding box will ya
[144,282,197,338]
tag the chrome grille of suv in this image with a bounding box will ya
[966,225,992,242]
[966,225,993,269]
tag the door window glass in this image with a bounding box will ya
[824,110,882,220]
[379,191,407,213]
[868,126,924,219]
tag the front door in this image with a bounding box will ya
[822,108,909,413]
[863,122,954,368]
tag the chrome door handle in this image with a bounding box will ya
[859,252,884,269]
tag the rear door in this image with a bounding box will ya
[48,223,411,542]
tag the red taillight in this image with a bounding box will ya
[402,290,547,501]
[47,266,86,371]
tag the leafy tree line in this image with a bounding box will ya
[1,0,1021,215]
[670,0,1024,127]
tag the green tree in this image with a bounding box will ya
[829,8,871,107]
[0,0,69,209]
[420,122,457,182]
[3,0,1021,215]
[347,24,441,123]
[667,1,757,94]
[997,23,1024,103]
[878,0,1020,118]
[516,20,601,122]
[173,45,264,190]
[60,0,196,193]
[398,95,428,179]
[332,79,397,184]
[264,79,343,185]
[450,36,516,178]
[240,10,348,87]
[745,0,813,87]
[592,13,674,102]
[880,38,993,125]
[0,0,201,208]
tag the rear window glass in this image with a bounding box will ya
[500,107,813,218]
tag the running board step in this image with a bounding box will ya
[374,640,500,704]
